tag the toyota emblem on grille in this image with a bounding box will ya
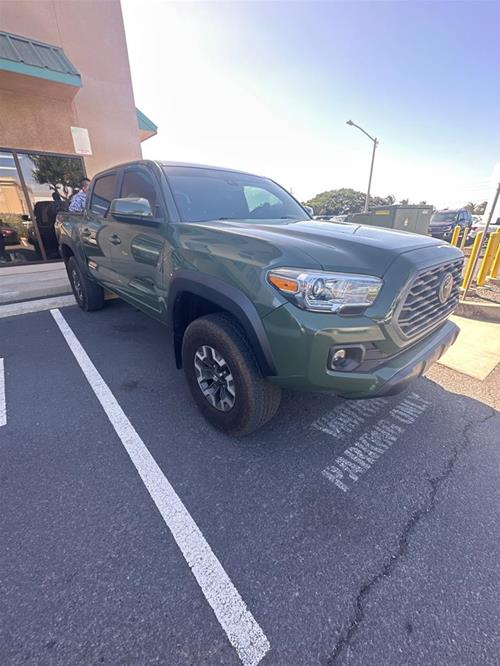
[438,272,454,303]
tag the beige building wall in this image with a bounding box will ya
[0,0,142,177]
[0,177,29,214]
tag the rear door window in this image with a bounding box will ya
[90,173,117,216]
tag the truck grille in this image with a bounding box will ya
[397,259,463,338]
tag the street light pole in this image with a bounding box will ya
[346,120,378,213]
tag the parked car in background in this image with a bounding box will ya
[0,220,19,245]
[428,209,472,240]
[0,222,20,245]
[467,215,500,243]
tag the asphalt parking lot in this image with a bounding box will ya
[1,300,499,665]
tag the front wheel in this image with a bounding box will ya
[66,256,104,312]
[182,313,281,437]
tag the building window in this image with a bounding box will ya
[0,150,85,265]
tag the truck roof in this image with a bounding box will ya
[157,160,261,177]
[92,159,264,182]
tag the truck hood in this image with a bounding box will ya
[192,219,452,277]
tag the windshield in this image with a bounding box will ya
[431,211,458,222]
[163,166,307,223]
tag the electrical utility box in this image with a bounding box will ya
[348,205,434,235]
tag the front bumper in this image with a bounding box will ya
[429,225,453,239]
[341,319,459,398]
[264,301,459,398]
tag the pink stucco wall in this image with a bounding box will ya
[0,0,142,177]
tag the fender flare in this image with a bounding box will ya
[58,237,81,266]
[59,237,76,259]
[59,237,92,278]
[167,270,277,376]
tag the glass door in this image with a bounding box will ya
[0,151,34,265]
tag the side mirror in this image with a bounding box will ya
[304,205,314,217]
[110,197,153,221]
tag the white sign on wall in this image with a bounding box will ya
[70,127,92,155]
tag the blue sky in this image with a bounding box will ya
[122,0,500,207]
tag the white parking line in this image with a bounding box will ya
[49,309,269,666]
[0,358,6,427]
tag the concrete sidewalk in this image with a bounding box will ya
[438,315,500,380]
[0,262,71,305]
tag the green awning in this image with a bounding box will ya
[136,108,158,133]
[0,30,81,87]
[136,108,158,141]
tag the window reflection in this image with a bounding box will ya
[17,154,85,260]
[0,151,34,265]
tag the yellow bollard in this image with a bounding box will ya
[490,240,500,279]
[460,227,469,250]
[477,230,500,285]
[450,225,460,246]
[461,231,483,290]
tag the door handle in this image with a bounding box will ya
[110,234,122,245]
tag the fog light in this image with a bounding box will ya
[332,349,347,366]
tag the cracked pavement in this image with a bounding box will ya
[329,408,499,665]
[1,301,499,665]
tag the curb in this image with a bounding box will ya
[0,286,72,306]
[455,300,500,323]
[0,295,76,319]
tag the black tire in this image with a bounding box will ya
[182,312,282,437]
[66,256,104,312]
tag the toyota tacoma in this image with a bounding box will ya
[56,161,463,436]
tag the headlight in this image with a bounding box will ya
[267,268,382,313]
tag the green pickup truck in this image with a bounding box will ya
[57,160,463,436]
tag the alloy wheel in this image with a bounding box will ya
[194,345,236,412]
[71,268,84,305]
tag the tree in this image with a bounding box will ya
[372,194,396,207]
[30,155,84,201]
[464,201,487,215]
[304,188,396,216]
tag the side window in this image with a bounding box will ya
[121,169,159,214]
[90,174,116,215]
